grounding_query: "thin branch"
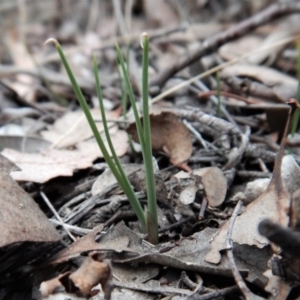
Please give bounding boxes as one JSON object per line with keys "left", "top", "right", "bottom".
{"left": 40, "top": 191, "right": 76, "bottom": 242}
{"left": 187, "top": 286, "right": 239, "bottom": 300}
{"left": 226, "top": 200, "right": 263, "bottom": 300}
{"left": 151, "top": 2, "right": 300, "bottom": 89}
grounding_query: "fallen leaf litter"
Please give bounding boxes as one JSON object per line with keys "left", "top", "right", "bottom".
{"left": 2, "top": 2, "right": 300, "bottom": 299}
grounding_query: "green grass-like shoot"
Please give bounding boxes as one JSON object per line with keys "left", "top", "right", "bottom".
{"left": 116, "top": 33, "right": 158, "bottom": 244}
{"left": 140, "top": 33, "right": 158, "bottom": 244}
{"left": 93, "top": 54, "right": 147, "bottom": 231}
{"left": 46, "top": 36, "right": 158, "bottom": 244}
{"left": 46, "top": 38, "right": 146, "bottom": 232}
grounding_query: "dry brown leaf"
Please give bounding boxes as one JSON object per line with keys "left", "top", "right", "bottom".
{"left": 219, "top": 30, "right": 290, "bottom": 65}
{"left": 69, "top": 252, "right": 112, "bottom": 299}
{"left": 92, "top": 164, "right": 141, "bottom": 196}
{"left": 205, "top": 179, "right": 290, "bottom": 264}
{"left": 40, "top": 253, "right": 112, "bottom": 299}
{"left": 173, "top": 167, "right": 226, "bottom": 207}
{"left": 127, "top": 112, "right": 192, "bottom": 165}
{"left": 1, "top": 130, "right": 127, "bottom": 183}
{"left": 221, "top": 64, "right": 297, "bottom": 101}
{"left": 263, "top": 269, "right": 292, "bottom": 299}
{"left": 194, "top": 167, "right": 227, "bottom": 207}
{"left": 46, "top": 223, "right": 137, "bottom": 267}
{"left": 205, "top": 105, "right": 293, "bottom": 264}
{"left": 0, "top": 154, "right": 60, "bottom": 247}
{"left": 41, "top": 109, "right": 119, "bottom": 149}
{"left": 40, "top": 272, "right": 70, "bottom": 297}
{"left": 219, "top": 35, "right": 262, "bottom": 62}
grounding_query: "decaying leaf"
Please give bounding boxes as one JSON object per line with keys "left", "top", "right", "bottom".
{"left": 69, "top": 252, "right": 113, "bottom": 299}
{"left": 46, "top": 224, "right": 136, "bottom": 266}
{"left": 41, "top": 109, "right": 120, "bottom": 149}
{"left": 2, "top": 130, "right": 127, "bottom": 183}
{"left": 92, "top": 164, "right": 142, "bottom": 196}
{"left": 205, "top": 104, "right": 293, "bottom": 264}
{"left": 40, "top": 272, "right": 71, "bottom": 297}
{"left": 221, "top": 64, "right": 297, "bottom": 101}
{"left": 174, "top": 167, "right": 227, "bottom": 207}
{"left": 243, "top": 178, "right": 270, "bottom": 205}
{"left": 127, "top": 112, "right": 192, "bottom": 165}
{"left": 40, "top": 252, "right": 113, "bottom": 299}
{"left": 0, "top": 135, "right": 51, "bottom": 153}
{"left": 174, "top": 170, "right": 200, "bottom": 205}
{"left": 263, "top": 269, "right": 292, "bottom": 299}
{"left": 0, "top": 154, "right": 60, "bottom": 247}
{"left": 194, "top": 167, "right": 227, "bottom": 207}
{"left": 219, "top": 30, "right": 289, "bottom": 65}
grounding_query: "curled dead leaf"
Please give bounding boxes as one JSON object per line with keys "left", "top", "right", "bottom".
{"left": 127, "top": 112, "right": 192, "bottom": 165}
{"left": 40, "top": 272, "right": 71, "bottom": 297}
{"left": 69, "top": 252, "right": 113, "bottom": 299}
{"left": 40, "top": 252, "right": 113, "bottom": 300}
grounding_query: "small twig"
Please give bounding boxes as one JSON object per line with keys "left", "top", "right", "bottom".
{"left": 113, "top": 281, "right": 192, "bottom": 296}
{"left": 49, "top": 219, "right": 92, "bottom": 235}
{"left": 169, "top": 107, "right": 241, "bottom": 136}
{"left": 194, "top": 80, "right": 237, "bottom": 127}
{"left": 183, "top": 119, "right": 208, "bottom": 149}
{"left": 198, "top": 90, "right": 259, "bottom": 105}
{"left": 223, "top": 126, "right": 250, "bottom": 170}
{"left": 182, "top": 272, "right": 212, "bottom": 298}
{"left": 187, "top": 286, "right": 239, "bottom": 300}
{"left": 198, "top": 196, "right": 208, "bottom": 220}
{"left": 257, "top": 158, "right": 269, "bottom": 173}
{"left": 40, "top": 191, "right": 76, "bottom": 242}
{"left": 125, "top": 0, "right": 133, "bottom": 33}
{"left": 112, "top": 0, "right": 128, "bottom": 37}
{"left": 237, "top": 170, "right": 271, "bottom": 179}
{"left": 226, "top": 200, "right": 262, "bottom": 300}
{"left": 180, "top": 271, "right": 201, "bottom": 290}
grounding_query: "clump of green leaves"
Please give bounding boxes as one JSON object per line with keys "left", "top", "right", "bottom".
{"left": 46, "top": 33, "right": 158, "bottom": 244}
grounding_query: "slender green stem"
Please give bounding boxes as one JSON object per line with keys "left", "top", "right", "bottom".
{"left": 54, "top": 42, "right": 121, "bottom": 183}
{"left": 93, "top": 55, "right": 146, "bottom": 230}
{"left": 141, "top": 33, "right": 158, "bottom": 244}
{"left": 116, "top": 43, "right": 145, "bottom": 149}
{"left": 116, "top": 37, "right": 158, "bottom": 244}
{"left": 46, "top": 38, "right": 158, "bottom": 239}
{"left": 46, "top": 39, "right": 147, "bottom": 231}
